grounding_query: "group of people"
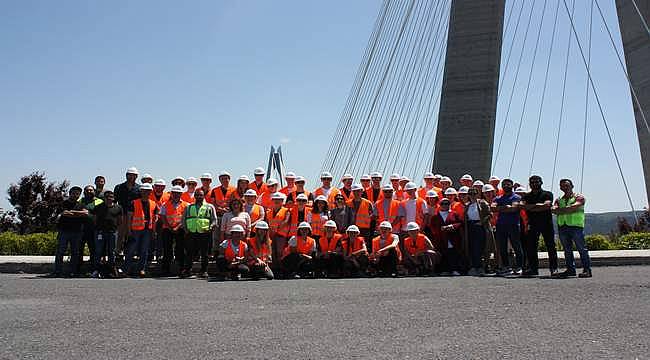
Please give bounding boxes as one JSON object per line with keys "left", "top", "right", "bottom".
{"left": 51, "top": 166, "right": 592, "bottom": 280}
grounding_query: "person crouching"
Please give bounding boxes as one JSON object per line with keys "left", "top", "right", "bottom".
{"left": 282, "top": 222, "right": 317, "bottom": 279}
{"left": 315, "top": 220, "right": 344, "bottom": 278}
{"left": 247, "top": 221, "right": 274, "bottom": 280}
{"left": 369, "top": 221, "right": 401, "bottom": 277}
{"left": 216, "top": 224, "right": 249, "bottom": 280}
{"left": 341, "top": 225, "right": 369, "bottom": 277}
{"left": 401, "top": 222, "right": 439, "bottom": 276}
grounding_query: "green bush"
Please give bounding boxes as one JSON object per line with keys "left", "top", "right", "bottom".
{"left": 585, "top": 234, "right": 613, "bottom": 250}
{"left": 0, "top": 232, "right": 58, "bottom": 255}
{"left": 616, "top": 232, "right": 650, "bottom": 250}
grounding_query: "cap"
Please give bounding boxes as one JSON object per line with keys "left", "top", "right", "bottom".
{"left": 346, "top": 225, "right": 360, "bottom": 233}
{"left": 444, "top": 187, "right": 458, "bottom": 195}
{"left": 423, "top": 172, "right": 434, "bottom": 179}
{"left": 238, "top": 175, "right": 250, "bottom": 183}
{"left": 230, "top": 224, "right": 245, "bottom": 233}
{"left": 315, "top": 195, "right": 327, "bottom": 202}
{"left": 389, "top": 173, "right": 401, "bottom": 181}
{"left": 218, "top": 171, "right": 231, "bottom": 178}
{"left": 473, "top": 180, "right": 485, "bottom": 187}
{"left": 489, "top": 175, "right": 500, "bottom": 182}
{"left": 153, "top": 179, "right": 166, "bottom": 186}
{"left": 140, "top": 183, "right": 153, "bottom": 191}
{"left": 382, "top": 184, "right": 394, "bottom": 191}
{"left": 360, "top": 174, "right": 371, "bottom": 181}
{"left": 141, "top": 173, "right": 153, "bottom": 180}
{"left": 255, "top": 221, "right": 269, "bottom": 230}
{"left": 126, "top": 167, "right": 139, "bottom": 175}
{"left": 285, "top": 172, "right": 296, "bottom": 179}
{"left": 461, "top": 174, "right": 473, "bottom": 181}
{"left": 186, "top": 177, "right": 198, "bottom": 184}
{"left": 271, "top": 192, "right": 285, "bottom": 200}
{"left": 295, "top": 176, "right": 306, "bottom": 183}
{"left": 404, "top": 182, "right": 417, "bottom": 191}
{"left": 200, "top": 173, "right": 213, "bottom": 180}
{"left": 426, "top": 190, "right": 438, "bottom": 198}
{"left": 254, "top": 167, "right": 265, "bottom": 176}
{"left": 379, "top": 221, "right": 393, "bottom": 229}
{"left": 267, "top": 178, "right": 279, "bottom": 186}
{"left": 320, "top": 171, "right": 333, "bottom": 179}
{"left": 324, "top": 220, "right": 337, "bottom": 228}
{"left": 296, "top": 193, "right": 308, "bottom": 201}
{"left": 482, "top": 184, "right": 496, "bottom": 192}
{"left": 406, "top": 222, "right": 420, "bottom": 231}
{"left": 351, "top": 183, "right": 364, "bottom": 191}
{"left": 370, "top": 171, "right": 382, "bottom": 179}
{"left": 341, "top": 173, "right": 353, "bottom": 181}
{"left": 244, "top": 189, "right": 257, "bottom": 197}
{"left": 297, "top": 221, "right": 312, "bottom": 230}
{"left": 171, "top": 185, "right": 184, "bottom": 193}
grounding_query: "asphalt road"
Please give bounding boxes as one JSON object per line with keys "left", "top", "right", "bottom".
{"left": 1, "top": 267, "right": 649, "bottom": 359}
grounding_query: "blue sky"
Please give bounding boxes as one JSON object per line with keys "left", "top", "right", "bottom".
{"left": 0, "top": 0, "right": 647, "bottom": 213}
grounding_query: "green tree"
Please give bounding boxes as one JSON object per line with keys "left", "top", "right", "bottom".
{"left": 7, "top": 172, "right": 69, "bottom": 234}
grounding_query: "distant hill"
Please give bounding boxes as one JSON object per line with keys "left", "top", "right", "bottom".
{"left": 584, "top": 211, "right": 637, "bottom": 235}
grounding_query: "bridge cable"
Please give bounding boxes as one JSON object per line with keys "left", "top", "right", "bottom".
{"left": 579, "top": 0, "right": 594, "bottom": 192}
{"left": 631, "top": 0, "right": 650, "bottom": 38}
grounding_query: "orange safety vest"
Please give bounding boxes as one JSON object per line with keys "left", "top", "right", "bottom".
{"left": 247, "top": 237, "right": 271, "bottom": 261}
{"left": 376, "top": 199, "right": 400, "bottom": 232}
{"left": 162, "top": 200, "right": 187, "bottom": 229}
{"left": 288, "top": 206, "right": 311, "bottom": 236}
{"left": 294, "top": 236, "right": 315, "bottom": 255}
{"left": 371, "top": 235, "right": 402, "bottom": 261}
{"left": 403, "top": 233, "right": 428, "bottom": 256}
{"left": 211, "top": 185, "right": 236, "bottom": 208}
{"left": 257, "top": 191, "right": 274, "bottom": 209}
{"left": 418, "top": 186, "right": 441, "bottom": 200}
{"left": 339, "top": 187, "right": 354, "bottom": 202}
{"left": 223, "top": 240, "right": 247, "bottom": 262}
{"left": 279, "top": 185, "right": 296, "bottom": 196}
{"left": 452, "top": 201, "right": 465, "bottom": 218}
{"left": 308, "top": 212, "right": 326, "bottom": 237}
{"left": 319, "top": 233, "right": 342, "bottom": 253}
{"left": 400, "top": 197, "right": 426, "bottom": 229}
{"left": 131, "top": 199, "right": 157, "bottom": 231}
{"left": 314, "top": 187, "right": 340, "bottom": 208}
{"left": 347, "top": 198, "right": 373, "bottom": 229}
{"left": 365, "top": 187, "right": 384, "bottom": 203}
{"left": 341, "top": 235, "right": 365, "bottom": 256}
{"left": 246, "top": 203, "right": 264, "bottom": 224}
{"left": 150, "top": 191, "right": 170, "bottom": 207}
{"left": 249, "top": 182, "right": 268, "bottom": 196}
{"left": 267, "top": 207, "right": 290, "bottom": 237}
{"left": 181, "top": 191, "right": 195, "bottom": 204}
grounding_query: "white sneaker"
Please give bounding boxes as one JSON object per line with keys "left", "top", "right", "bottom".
{"left": 451, "top": 271, "right": 461, "bottom": 276}
{"left": 467, "top": 268, "right": 478, "bottom": 276}
{"left": 91, "top": 270, "right": 100, "bottom": 278}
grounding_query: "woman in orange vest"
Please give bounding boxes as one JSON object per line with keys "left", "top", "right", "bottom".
{"left": 338, "top": 174, "right": 354, "bottom": 202}
{"left": 341, "top": 224, "right": 369, "bottom": 277}
{"left": 308, "top": 195, "right": 330, "bottom": 242}
{"left": 282, "top": 222, "right": 316, "bottom": 279}
{"left": 375, "top": 184, "right": 401, "bottom": 234}
{"left": 369, "top": 221, "right": 401, "bottom": 277}
{"left": 159, "top": 185, "right": 187, "bottom": 276}
{"left": 315, "top": 220, "right": 343, "bottom": 278}
{"left": 249, "top": 167, "right": 268, "bottom": 196}
{"left": 243, "top": 189, "right": 265, "bottom": 230}
{"left": 266, "top": 192, "right": 290, "bottom": 274}
{"left": 232, "top": 175, "right": 250, "bottom": 200}
{"left": 257, "top": 178, "right": 279, "bottom": 209}
{"left": 401, "top": 222, "right": 439, "bottom": 276}
{"left": 122, "top": 183, "right": 158, "bottom": 277}
{"left": 247, "top": 221, "right": 274, "bottom": 280}
{"left": 348, "top": 184, "right": 375, "bottom": 252}
{"left": 288, "top": 193, "right": 311, "bottom": 237}
{"left": 181, "top": 177, "right": 198, "bottom": 204}
{"left": 215, "top": 224, "right": 249, "bottom": 280}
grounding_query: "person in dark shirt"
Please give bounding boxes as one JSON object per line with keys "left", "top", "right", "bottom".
{"left": 331, "top": 194, "right": 353, "bottom": 233}
{"left": 78, "top": 185, "right": 103, "bottom": 275}
{"left": 521, "top": 175, "right": 558, "bottom": 277}
{"left": 94, "top": 175, "right": 106, "bottom": 199}
{"left": 113, "top": 167, "right": 141, "bottom": 256}
{"left": 51, "top": 186, "right": 88, "bottom": 277}
{"left": 492, "top": 179, "right": 524, "bottom": 275}
{"left": 91, "top": 191, "right": 122, "bottom": 277}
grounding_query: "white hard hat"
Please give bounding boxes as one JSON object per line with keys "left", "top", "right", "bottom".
{"left": 351, "top": 183, "right": 364, "bottom": 191}
{"left": 295, "top": 176, "right": 306, "bottom": 183}
{"left": 297, "top": 221, "right": 312, "bottom": 230}
{"left": 186, "top": 177, "right": 198, "bottom": 184}
{"left": 126, "top": 167, "right": 139, "bottom": 175}
{"left": 244, "top": 189, "right": 257, "bottom": 197}
{"left": 315, "top": 195, "right": 327, "bottom": 202}
{"left": 406, "top": 222, "right": 420, "bottom": 231}
{"left": 441, "top": 176, "right": 452, "bottom": 183}
{"left": 341, "top": 173, "right": 353, "bottom": 181}
{"left": 382, "top": 184, "right": 394, "bottom": 191}
{"left": 320, "top": 171, "right": 333, "bottom": 179}
{"left": 423, "top": 172, "right": 434, "bottom": 179}
{"left": 426, "top": 190, "right": 439, "bottom": 198}
{"left": 400, "top": 176, "right": 410, "bottom": 182}
{"left": 389, "top": 173, "right": 401, "bottom": 181}
{"left": 370, "top": 171, "right": 382, "bottom": 178}
{"left": 404, "top": 182, "right": 417, "bottom": 191}
{"left": 153, "top": 179, "right": 166, "bottom": 186}
{"left": 482, "top": 184, "right": 496, "bottom": 192}
{"left": 360, "top": 174, "right": 371, "bottom": 181}
{"left": 238, "top": 175, "right": 250, "bottom": 183}
{"left": 254, "top": 167, "right": 265, "bottom": 176}
{"left": 346, "top": 225, "right": 360, "bottom": 233}
{"left": 444, "top": 187, "right": 458, "bottom": 196}
{"left": 296, "top": 193, "right": 308, "bottom": 201}
{"left": 458, "top": 186, "right": 469, "bottom": 194}
{"left": 218, "top": 171, "right": 231, "bottom": 178}
{"left": 141, "top": 173, "right": 153, "bottom": 180}
{"left": 489, "top": 175, "right": 500, "bottom": 182}
{"left": 267, "top": 178, "right": 279, "bottom": 186}
{"left": 172, "top": 176, "right": 185, "bottom": 183}
{"left": 170, "top": 185, "right": 184, "bottom": 193}
{"left": 140, "top": 183, "right": 153, "bottom": 191}
{"left": 473, "top": 180, "right": 485, "bottom": 187}
{"left": 515, "top": 187, "right": 527, "bottom": 194}
{"left": 324, "top": 220, "right": 337, "bottom": 228}
{"left": 434, "top": 174, "right": 443, "bottom": 180}
{"left": 271, "top": 192, "right": 285, "bottom": 200}
{"left": 255, "top": 221, "right": 269, "bottom": 230}
{"left": 461, "top": 174, "right": 473, "bottom": 181}
{"left": 379, "top": 221, "right": 393, "bottom": 229}
{"left": 230, "top": 224, "right": 245, "bottom": 233}
{"left": 285, "top": 172, "right": 296, "bottom": 179}
{"left": 200, "top": 173, "right": 213, "bottom": 180}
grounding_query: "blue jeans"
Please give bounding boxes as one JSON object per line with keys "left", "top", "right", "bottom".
{"left": 54, "top": 230, "right": 82, "bottom": 275}
{"left": 122, "top": 230, "right": 152, "bottom": 273}
{"left": 94, "top": 231, "right": 117, "bottom": 269}
{"left": 496, "top": 223, "right": 524, "bottom": 269}
{"left": 558, "top": 225, "right": 591, "bottom": 273}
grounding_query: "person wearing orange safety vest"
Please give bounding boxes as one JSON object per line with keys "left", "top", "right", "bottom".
{"left": 456, "top": 186, "right": 470, "bottom": 219}
{"left": 315, "top": 220, "right": 343, "bottom": 278}
{"left": 398, "top": 176, "right": 410, "bottom": 201}
{"left": 279, "top": 172, "right": 297, "bottom": 196}
{"left": 181, "top": 177, "right": 198, "bottom": 204}
{"left": 308, "top": 195, "right": 330, "bottom": 241}
{"left": 244, "top": 189, "right": 265, "bottom": 231}
{"left": 313, "top": 171, "right": 340, "bottom": 208}
{"left": 489, "top": 176, "right": 504, "bottom": 196}
{"left": 418, "top": 172, "right": 442, "bottom": 200}
{"left": 247, "top": 221, "right": 274, "bottom": 280}
{"left": 460, "top": 174, "right": 474, "bottom": 188}
{"left": 440, "top": 176, "right": 453, "bottom": 194}
{"left": 388, "top": 174, "right": 403, "bottom": 201}
{"left": 399, "top": 182, "right": 428, "bottom": 239}
{"left": 341, "top": 224, "right": 369, "bottom": 276}
{"left": 121, "top": 183, "right": 158, "bottom": 277}
{"left": 359, "top": 174, "right": 371, "bottom": 190}
{"left": 423, "top": 190, "right": 440, "bottom": 240}
{"left": 401, "top": 222, "right": 439, "bottom": 276}
{"left": 232, "top": 175, "right": 251, "bottom": 200}
{"left": 364, "top": 172, "right": 384, "bottom": 203}
{"left": 151, "top": 179, "right": 170, "bottom": 207}
{"left": 282, "top": 222, "right": 317, "bottom": 279}
{"left": 215, "top": 224, "right": 249, "bottom": 280}
{"left": 159, "top": 185, "right": 188, "bottom": 276}
{"left": 257, "top": 178, "right": 279, "bottom": 210}
{"left": 347, "top": 183, "right": 376, "bottom": 252}
{"left": 375, "top": 184, "right": 401, "bottom": 234}
{"left": 288, "top": 193, "right": 311, "bottom": 237}
{"left": 285, "top": 176, "right": 314, "bottom": 206}
{"left": 444, "top": 187, "right": 464, "bottom": 219}
{"left": 249, "top": 167, "right": 268, "bottom": 196}
{"left": 149, "top": 179, "right": 170, "bottom": 263}
{"left": 369, "top": 221, "right": 401, "bottom": 277}
{"left": 338, "top": 174, "right": 354, "bottom": 203}
{"left": 210, "top": 171, "right": 236, "bottom": 214}
{"left": 266, "top": 192, "right": 290, "bottom": 274}
{"left": 198, "top": 173, "right": 214, "bottom": 204}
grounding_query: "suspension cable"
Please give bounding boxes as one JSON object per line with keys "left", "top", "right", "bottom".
{"left": 580, "top": 0, "right": 594, "bottom": 192}
{"left": 631, "top": 0, "right": 650, "bottom": 38}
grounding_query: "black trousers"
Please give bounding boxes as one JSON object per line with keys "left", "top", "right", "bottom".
{"left": 186, "top": 232, "right": 210, "bottom": 273}
{"left": 440, "top": 247, "right": 462, "bottom": 273}
{"left": 316, "top": 253, "right": 344, "bottom": 276}
{"left": 249, "top": 263, "right": 274, "bottom": 280}
{"left": 216, "top": 257, "right": 250, "bottom": 276}
{"left": 161, "top": 228, "right": 184, "bottom": 273}
{"left": 524, "top": 224, "right": 558, "bottom": 272}
{"left": 343, "top": 254, "right": 369, "bottom": 275}
{"left": 370, "top": 248, "right": 398, "bottom": 275}
{"left": 360, "top": 228, "right": 374, "bottom": 253}
{"left": 282, "top": 253, "right": 314, "bottom": 275}
{"left": 77, "top": 227, "right": 96, "bottom": 273}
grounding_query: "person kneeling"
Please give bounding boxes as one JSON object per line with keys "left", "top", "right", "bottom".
{"left": 341, "top": 225, "right": 369, "bottom": 277}
{"left": 402, "top": 222, "right": 439, "bottom": 276}
{"left": 369, "top": 221, "right": 401, "bottom": 277}
{"left": 247, "top": 221, "right": 274, "bottom": 280}
{"left": 216, "top": 224, "right": 249, "bottom": 280}
{"left": 282, "top": 222, "right": 316, "bottom": 279}
{"left": 316, "top": 221, "right": 344, "bottom": 278}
